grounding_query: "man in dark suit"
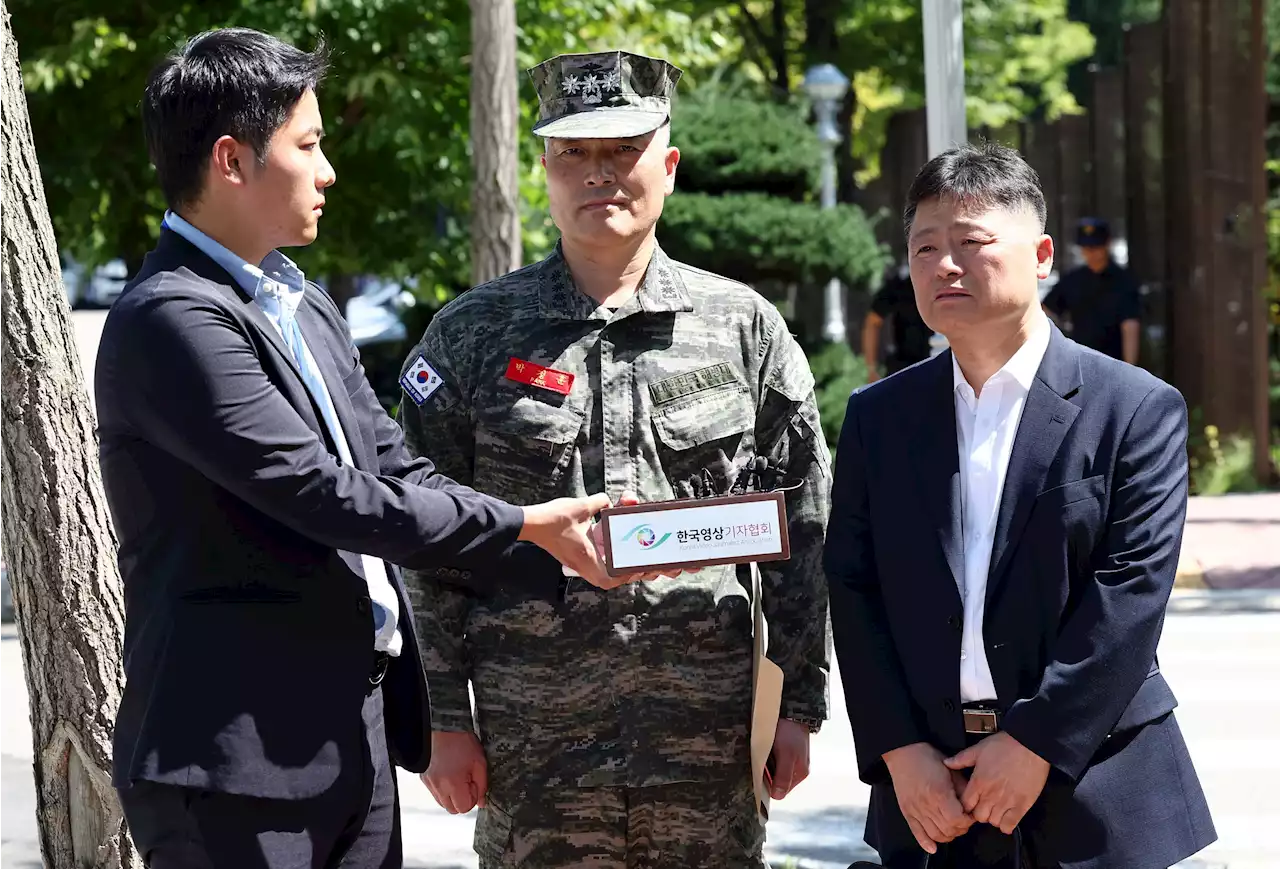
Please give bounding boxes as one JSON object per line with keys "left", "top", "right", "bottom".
{"left": 824, "top": 142, "right": 1216, "bottom": 869}
{"left": 96, "top": 28, "right": 648, "bottom": 868}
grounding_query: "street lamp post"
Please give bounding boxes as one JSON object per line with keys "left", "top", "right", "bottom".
{"left": 803, "top": 63, "right": 850, "bottom": 345}
{"left": 922, "top": 0, "right": 967, "bottom": 357}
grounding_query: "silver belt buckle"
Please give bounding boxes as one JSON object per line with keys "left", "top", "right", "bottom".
{"left": 963, "top": 707, "right": 999, "bottom": 735}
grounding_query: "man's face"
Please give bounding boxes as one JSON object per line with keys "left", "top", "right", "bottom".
{"left": 540, "top": 127, "right": 679, "bottom": 249}
{"left": 241, "top": 89, "right": 336, "bottom": 250}
{"left": 1081, "top": 244, "right": 1110, "bottom": 272}
{"left": 906, "top": 195, "right": 1053, "bottom": 340}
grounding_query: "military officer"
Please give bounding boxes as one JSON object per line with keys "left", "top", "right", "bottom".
{"left": 397, "top": 50, "right": 832, "bottom": 869}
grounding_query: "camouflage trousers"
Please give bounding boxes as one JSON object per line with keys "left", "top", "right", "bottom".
{"left": 473, "top": 777, "right": 765, "bottom": 869}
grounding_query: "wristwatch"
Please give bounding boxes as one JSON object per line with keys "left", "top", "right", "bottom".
{"left": 785, "top": 715, "right": 823, "bottom": 734}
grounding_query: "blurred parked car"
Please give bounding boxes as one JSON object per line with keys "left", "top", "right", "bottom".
{"left": 61, "top": 254, "right": 129, "bottom": 309}
{"left": 340, "top": 276, "right": 419, "bottom": 412}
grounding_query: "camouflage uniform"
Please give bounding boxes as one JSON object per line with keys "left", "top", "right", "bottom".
{"left": 398, "top": 50, "right": 831, "bottom": 869}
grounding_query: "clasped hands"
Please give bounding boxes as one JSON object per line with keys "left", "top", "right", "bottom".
{"left": 519, "top": 490, "right": 696, "bottom": 590}
{"left": 883, "top": 732, "right": 1050, "bottom": 855}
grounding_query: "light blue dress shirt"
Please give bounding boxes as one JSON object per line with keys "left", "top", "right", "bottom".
{"left": 164, "top": 211, "right": 402, "bottom": 656}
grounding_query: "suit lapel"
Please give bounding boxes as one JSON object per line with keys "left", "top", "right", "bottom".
{"left": 155, "top": 231, "right": 338, "bottom": 451}
{"left": 295, "top": 295, "right": 370, "bottom": 468}
{"left": 910, "top": 353, "right": 965, "bottom": 606}
{"left": 985, "top": 327, "right": 1083, "bottom": 602}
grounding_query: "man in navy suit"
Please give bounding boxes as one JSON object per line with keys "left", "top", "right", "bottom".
{"left": 96, "top": 28, "right": 652, "bottom": 869}
{"left": 824, "top": 142, "right": 1216, "bottom": 869}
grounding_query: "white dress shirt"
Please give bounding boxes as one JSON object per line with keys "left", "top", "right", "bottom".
{"left": 952, "top": 318, "right": 1051, "bottom": 702}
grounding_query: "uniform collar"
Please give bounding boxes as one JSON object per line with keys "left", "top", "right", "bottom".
{"left": 536, "top": 240, "right": 694, "bottom": 321}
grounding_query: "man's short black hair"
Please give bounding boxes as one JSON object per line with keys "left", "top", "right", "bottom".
{"left": 903, "top": 141, "right": 1047, "bottom": 238}
{"left": 142, "top": 28, "right": 330, "bottom": 210}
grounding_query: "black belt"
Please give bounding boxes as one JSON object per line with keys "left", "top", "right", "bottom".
{"left": 962, "top": 700, "right": 1001, "bottom": 735}
{"left": 369, "top": 652, "right": 389, "bottom": 687}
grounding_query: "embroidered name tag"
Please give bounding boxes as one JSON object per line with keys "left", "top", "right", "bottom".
{"left": 505, "top": 357, "right": 574, "bottom": 395}
{"left": 649, "top": 362, "right": 738, "bottom": 405}
{"left": 400, "top": 355, "right": 444, "bottom": 406}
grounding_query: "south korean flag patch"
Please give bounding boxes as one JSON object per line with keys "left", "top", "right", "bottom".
{"left": 400, "top": 355, "right": 444, "bottom": 407}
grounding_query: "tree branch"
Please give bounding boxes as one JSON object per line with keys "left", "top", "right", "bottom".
{"left": 737, "top": 0, "right": 788, "bottom": 94}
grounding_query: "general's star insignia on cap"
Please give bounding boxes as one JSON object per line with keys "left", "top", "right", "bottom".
{"left": 528, "top": 50, "right": 682, "bottom": 139}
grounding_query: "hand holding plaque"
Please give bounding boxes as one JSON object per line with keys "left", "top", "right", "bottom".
{"left": 597, "top": 457, "right": 796, "bottom": 578}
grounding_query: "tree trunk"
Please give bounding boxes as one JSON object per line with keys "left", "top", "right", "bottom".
{"left": 769, "top": 0, "right": 790, "bottom": 96}
{"left": 469, "top": 0, "right": 521, "bottom": 286}
{"left": 0, "top": 5, "right": 138, "bottom": 866}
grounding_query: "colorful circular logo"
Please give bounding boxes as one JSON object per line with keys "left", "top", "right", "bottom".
{"left": 636, "top": 526, "right": 657, "bottom": 548}
{"left": 416, "top": 371, "right": 429, "bottom": 383}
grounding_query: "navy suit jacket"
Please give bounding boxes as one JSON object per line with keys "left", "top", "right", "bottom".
{"left": 824, "top": 326, "right": 1215, "bottom": 869}
{"left": 97, "top": 229, "right": 560, "bottom": 799}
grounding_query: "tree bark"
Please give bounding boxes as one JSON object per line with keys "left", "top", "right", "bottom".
{"left": 469, "top": 0, "right": 521, "bottom": 286}
{"left": 0, "top": 4, "right": 138, "bottom": 866}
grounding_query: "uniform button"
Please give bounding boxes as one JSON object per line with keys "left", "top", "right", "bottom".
{"left": 356, "top": 598, "right": 370, "bottom": 615}
{"left": 948, "top": 615, "right": 961, "bottom": 631}
{"left": 960, "top": 650, "right": 967, "bottom": 660}
{"left": 944, "top": 699, "right": 956, "bottom": 713}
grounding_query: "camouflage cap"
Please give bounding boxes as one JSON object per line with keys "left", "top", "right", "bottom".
{"left": 528, "top": 51, "right": 682, "bottom": 139}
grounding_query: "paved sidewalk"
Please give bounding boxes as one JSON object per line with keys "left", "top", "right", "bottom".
{"left": 1177, "top": 493, "right": 1280, "bottom": 589}
{"left": 6, "top": 595, "right": 1279, "bottom": 869}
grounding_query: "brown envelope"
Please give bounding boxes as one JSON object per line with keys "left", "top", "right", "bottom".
{"left": 749, "top": 562, "right": 783, "bottom": 823}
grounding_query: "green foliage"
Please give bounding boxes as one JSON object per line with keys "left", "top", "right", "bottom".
{"left": 9, "top": 0, "right": 1105, "bottom": 306}
{"left": 1266, "top": 0, "right": 1279, "bottom": 438}
{"left": 702, "top": 0, "right": 1096, "bottom": 183}
{"left": 1188, "top": 424, "right": 1264, "bottom": 496}
{"left": 672, "top": 89, "right": 822, "bottom": 198}
{"left": 658, "top": 191, "right": 885, "bottom": 289}
{"left": 11, "top": 0, "right": 739, "bottom": 296}
{"left": 804, "top": 339, "right": 869, "bottom": 454}
{"left": 842, "top": 0, "right": 1095, "bottom": 173}
{"left": 656, "top": 89, "right": 887, "bottom": 298}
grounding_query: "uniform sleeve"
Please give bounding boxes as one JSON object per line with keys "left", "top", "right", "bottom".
{"left": 398, "top": 329, "right": 481, "bottom": 733}
{"left": 755, "top": 317, "right": 833, "bottom": 727}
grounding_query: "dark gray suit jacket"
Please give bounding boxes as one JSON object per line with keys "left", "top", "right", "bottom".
{"left": 96, "top": 229, "right": 560, "bottom": 799}
{"left": 825, "top": 325, "right": 1216, "bottom": 869}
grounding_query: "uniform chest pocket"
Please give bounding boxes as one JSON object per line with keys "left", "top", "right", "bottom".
{"left": 474, "top": 399, "right": 583, "bottom": 503}
{"left": 651, "top": 384, "right": 755, "bottom": 497}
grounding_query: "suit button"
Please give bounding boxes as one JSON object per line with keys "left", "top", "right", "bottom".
{"left": 948, "top": 615, "right": 961, "bottom": 631}
{"left": 944, "top": 699, "right": 956, "bottom": 713}
{"left": 356, "top": 598, "right": 370, "bottom": 614}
